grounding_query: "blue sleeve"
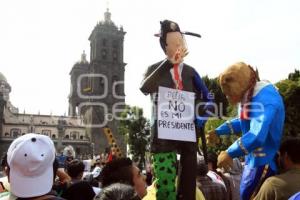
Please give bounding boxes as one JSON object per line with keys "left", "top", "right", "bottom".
{"left": 193, "top": 70, "right": 214, "bottom": 128}
{"left": 193, "top": 71, "right": 211, "bottom": 102}
{"left": 215, "top": 118, "right": 242, "bottom": 135}
{"left": 226, "top": 104, "right": 277, "bottom": 158}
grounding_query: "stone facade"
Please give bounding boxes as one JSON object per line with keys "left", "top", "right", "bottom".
{"left": 0, "top": 73, "right": 90, "bottom": 157}
{"left": 68, "top": 9, "right": 126, "bottom": 154}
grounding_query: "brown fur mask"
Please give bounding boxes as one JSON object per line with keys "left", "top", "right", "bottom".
{"left": 219, "top": 62, "right": 258, "bottom": 105}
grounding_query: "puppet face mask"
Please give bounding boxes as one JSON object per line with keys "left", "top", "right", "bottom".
{"left": 219, "top": 62, "right": 252, "bottom": 105}
{"left": 165, "top": 32, "right": 188, "bottom": 64}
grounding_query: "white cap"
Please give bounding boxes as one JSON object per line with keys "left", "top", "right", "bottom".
{"left": 7, "top": 133, "right": 56, "bottom": 198}
{"left": 92, "top": 166, "right": 102, "bottom": 178}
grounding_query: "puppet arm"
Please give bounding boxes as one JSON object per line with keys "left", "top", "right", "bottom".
{"left": 140, "top": 59, "right": 170, "bottom": 94}
{"left": 215, "top": 118, "right": 242, "bottom": 135}
{"left": 226, "top": 104, "right": 276, "bottom": 158}
{"left": 193, "top": 71, "right": 214, "bottom": 128}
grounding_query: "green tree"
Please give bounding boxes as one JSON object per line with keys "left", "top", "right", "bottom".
{"left": 202, "top": 75, "right": 229, "bottom": 117}
{"left": 276, "top": 79, "right": 300, "bottom": 137}
{"left": 201, "top": 76, "right": 237, "bottom": 154}
{"left": 288, "top": 69, "right": 300, "bottom": 81}
{"left": 118, "top": 105, "right": 150, "bottom": 169}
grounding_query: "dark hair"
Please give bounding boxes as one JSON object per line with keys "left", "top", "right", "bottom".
{"left": 197, "top": 158, "right": 208, "bottom": 177}
{"left": 100, "top": 157, "right": 134, "bottom": 187}
{"left": 207, "top": 152, "right": 218, "bottom": 170}
{"left": 53, "top": 157, "right": 59, "bottom": 181}
{"left": 62, "top": 181, "right": 95, "bottom": 200}
{"left": 66, "top": 159, "right": 85, "bottom": 178}
{"left": 280, "top": 138, "right": 300, "bottom": 164}
{"left": 159, "top": 20, "right": 181, "bottom": 53}
{"left": 100, "top": 183, "right": 140, "bottom": 200}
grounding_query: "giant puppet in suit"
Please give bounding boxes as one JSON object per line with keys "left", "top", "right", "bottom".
{"left": 207, "top": 62, "right": 285, "bottom": 200}
{"left": 140, "top": 20, "right": 212, "bottom": 200}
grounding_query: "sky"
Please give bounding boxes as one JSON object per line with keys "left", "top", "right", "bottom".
{"left": 0, "top": 0, "right": 300, "bottom": 119}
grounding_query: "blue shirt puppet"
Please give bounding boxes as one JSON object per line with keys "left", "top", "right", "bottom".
{"left": 207, "top": 62, "right": 285, "bottom": 200}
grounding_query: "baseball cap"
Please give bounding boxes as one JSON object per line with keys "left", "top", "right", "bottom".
{"left": 7, "top": 133, "right": 56, "bottom": 197}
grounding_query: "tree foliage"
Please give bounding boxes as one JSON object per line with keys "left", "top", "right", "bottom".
{"left": 118, "top": 105, "right": 150, "bottom": 169}
{"left": 276, "top": 71, "right": 300, "bottom": 137}
{"left": 202, "top": 76, "right": 236, "bottom": 153}
{"left": 202, "top": 76, "right": 229, "bottom": 117}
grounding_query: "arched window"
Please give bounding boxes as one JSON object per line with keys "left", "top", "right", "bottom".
{"left": 42, "top": 130, "right": 51, "bottom": 136}
{"left": 102, "top": 39, "right": 107, "bottom": 47}
{"left": 65, "top": 135, "right": 70, "bottom": 139}
{"left": 112, "top": 50, "right": 118, "bottom": 62}
{"left": 80, "top": 135, "right": 84, "bottom": 140}
{"left": 101, "top": 49, "right": 107, "bottom": 60}
{"left": 52, "top": 134, "right": 56, "bottom": 139}
{"left": 71, "top": 131, "right": 79, "bottom": 140}
{"left": 112, "top": 75, "right": 121, "bottom": 96}
{"left": 5, "top": 132, "right": 9, "bottom": 137}
{"left": 10, "top": 128, "right": 21, "bottom": 138}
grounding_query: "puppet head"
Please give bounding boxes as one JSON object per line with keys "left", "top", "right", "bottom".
{"left": 219, "top": 62, "right": 259, "bottom": 105}
{"left": 158, "top": 20, "right": 188, "bottom": 64}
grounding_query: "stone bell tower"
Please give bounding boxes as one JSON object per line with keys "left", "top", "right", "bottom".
{"left": 69, "top": 9, "right": 126, "bottom": 154}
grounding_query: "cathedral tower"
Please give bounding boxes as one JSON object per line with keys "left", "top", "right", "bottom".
{"left": 69, "top": 9, "right": 126, "bottom": 154}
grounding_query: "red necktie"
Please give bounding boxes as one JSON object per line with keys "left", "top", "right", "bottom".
{"left": 240, "top": 105, "right": 248, "bottom": 120}
{"left": 173, "top": 64, "right": 183, "bottom": 90}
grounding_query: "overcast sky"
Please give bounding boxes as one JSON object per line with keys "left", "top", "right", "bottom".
{"left": 0, "top": 0, "right": 299, "bottom": 118}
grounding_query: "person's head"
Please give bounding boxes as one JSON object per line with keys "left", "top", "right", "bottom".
{"left": 219, "top": 62, "right": 259, "bottom": 105}
{"left": 207, "top": 152, "right": 218, "bottom": 171}
{"left": 278, "top": 138, "right": 300, "bottom": 171}
{"left": 197, "top": 157, "right": 208, "bottom": 177}
{"left": 100, "top": 157, "right": 147, "bottom": 198}
{"left": 99, "top": 183, "right": 140, "bottom": 200}
{"left": 66, "top": 159, "right": 85, "bottom": 180}
{"left": 63, "top": 181, "right": 96, "bottom": 200}
{"left": 6, "top": 133, "right": 56, "bottom": 198}
{"left": 63, "top": 145, "right": 76, "bottom": 158}
{"left": 158, "top": 20, "right": 187, "bottom": 64}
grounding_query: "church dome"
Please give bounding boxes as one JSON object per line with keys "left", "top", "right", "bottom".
{"left": 0, "top": 72, "right": 7, "bottom": 82}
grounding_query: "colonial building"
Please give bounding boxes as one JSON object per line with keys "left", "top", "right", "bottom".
{"left": 0, "top": 72, "right": 90, "bottom": 156}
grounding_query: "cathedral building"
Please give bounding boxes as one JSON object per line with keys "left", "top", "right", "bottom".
{"left": 0, "top": 9, "right": 126, "bottom": 157}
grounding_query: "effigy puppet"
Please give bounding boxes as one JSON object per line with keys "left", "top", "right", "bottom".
{"left": 207, "top": 62, "right": 285, "bottom": 200}
{"left": 140, "top": 20, "right": 212, "bottom": 200}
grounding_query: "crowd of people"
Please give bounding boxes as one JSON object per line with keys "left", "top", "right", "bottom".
{"left": 1, "top": 19, "right": 300, "bottom": 200}
{"left": 0, "top": 133, "right": 299, "bottom": 200}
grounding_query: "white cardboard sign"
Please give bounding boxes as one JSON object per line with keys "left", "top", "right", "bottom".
{"left": 157, "top": 86, "right": 196, "bottom": 142}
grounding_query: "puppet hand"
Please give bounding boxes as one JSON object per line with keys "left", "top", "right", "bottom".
{"left": 206, "top": 130, "right": 220, "bottom": 146}
{"left": 169, "top": 49, "right": 181, "bottom": 64}
{"left": 182, "top": 47, "right": 188, "bottom": 58}
{"left": 217, "top": 151, "right": 233, "bottom": 171}
{"left": 169, "top": 48, "right": 187, "bottom": 64}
